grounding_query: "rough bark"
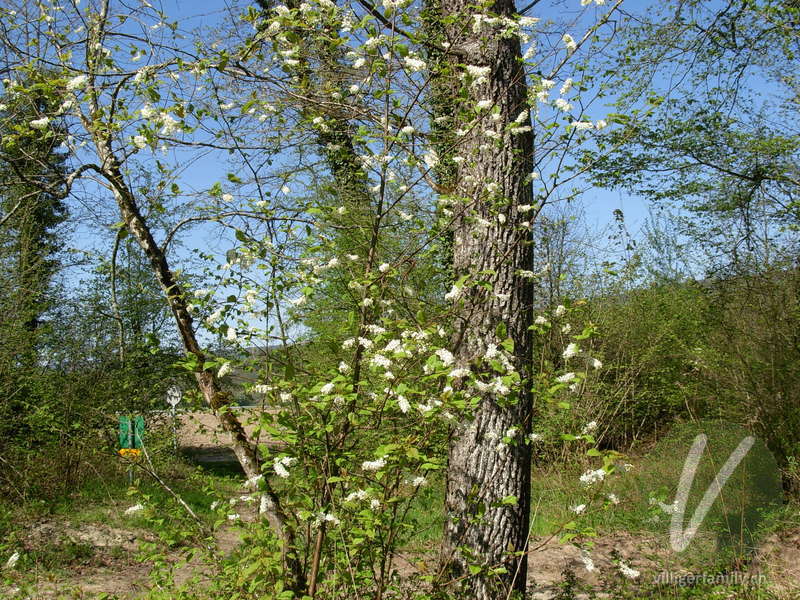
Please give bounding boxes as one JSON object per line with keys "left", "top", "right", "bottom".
{"left": 433, "top": 1, "right": 535, "bottom": 598}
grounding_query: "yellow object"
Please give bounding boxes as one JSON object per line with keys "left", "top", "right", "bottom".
{"left": 118, "top": 448, "right": 142, "bottom": 460}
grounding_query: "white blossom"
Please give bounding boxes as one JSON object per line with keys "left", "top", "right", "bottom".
{"left": 581, "top": 421, "right": 598, "bottom": 435}
{"left": 403, "top": 56, "right": 426, "bottom": 71}
{"left": 217, "top": 362, "right": 232, "bottom": 378}
{"left": 423, "top": 149, "right": 439, "bottom": 169}
{"left": 66, "top": 74, "right": 88, "bottom": 91}
{"left": 572, "top": 503, "right": 586, "bottom": 514}
{"left": 563, "top": 343, "right": 579, "bottom": 360}
{"left": 4, "top": 551, "right": 20, "bottom": 569}
{"left": 411, "top": 476, "right": 427, "bottom": 487}
{"left": 580, "top": 550, "right": 595, "bottom": 572}
{"left": 371, "top": 354, "right": 392, "bottom": 369}
{"left": 320, "top": 382, "right": 335, "bottom": 395}
{"left": 397, "top": 395, "right": 410, "bottom": 413}
{"left": 378, "top": 262, "right": 390, "bottom": 272}
{"left": 362, "top": 456, "right": 387, "bottom": 471}
{"left": 345, "top": 489, "right": 368, "bottom": 502}
{"left": 246, "top": 475, "right": 264, "bottom": 489}
{"left": 132, "top": 135, "right": 147, "bottom": 149}
{"left": 556, "top": 372, "right": 576, "bottom": 383}
{"left": 554, "top": 304, "right": 567, "bottom": 317}
{"left": 436, "top": 348, "right": 455, "bottom": 366}
{"left": 579, "top": 468, "right": 606, "bottom": 486}
{"left": 159, "top": 112, "right": 180, "bottom": 135}
{"left": 227, "top": 513, "right": 241, "bottom": 521}
{"left": 124, "top": 504, "right": 145, "bottom": 515}
{"left": 534, "top": 315, "right": 549, "bottom": 325}
{"left": 560, "top": 77, "right": 573, "bottom": 95}
{"left": 618, "top": 561, "right": 640, "bottom": 579}
{"left": 274, "top": 456, "right": 297, "bottom": 478}
{"left": 562, "top": 33, "right": 577, "bottom": 53}
{"left": 206, "top": 309, "right": 223, "bottom": 324}
{"left": 338, "top": 361, "right": 351, "bottom": 374}
{"left": 554, "top": 98, "right": 572, "bottom": 112}
{"left": 444, "top": 284, "right": 462, "bottom": 301}
{"left": 465, "top": 65, "right": 491, "bottom": 79}
{"left": 29, "top": 116, "right": 50, "bottom": 129}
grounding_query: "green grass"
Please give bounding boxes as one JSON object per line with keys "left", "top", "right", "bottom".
{"left": 0, "top": 454, "right": 242, "bottom": 581}
{"left": 403, "top": 476, "right": 446, "bottom": 550}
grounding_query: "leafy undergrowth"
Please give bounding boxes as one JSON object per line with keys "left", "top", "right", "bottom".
{"left": 2, "top": 456, "right": 800, "bottom": 599}
{"left": 0, "top": 455, "right": 240, "bottom": 597}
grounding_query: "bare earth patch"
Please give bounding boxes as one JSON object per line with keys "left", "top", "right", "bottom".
{"left": 5, "top": 520, "right": 800, "bottom": 599}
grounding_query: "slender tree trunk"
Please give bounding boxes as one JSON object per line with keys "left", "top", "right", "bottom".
{"left": 92, "top": 142, "right": 306, "bottom": 591}
{"left": 432, "top": 1, "right": 535, "bottom": 598}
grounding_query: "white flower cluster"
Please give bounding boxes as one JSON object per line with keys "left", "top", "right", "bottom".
{"left": 273, "top": 456, "right": 297, "bottom": 478}
{"left": 618, "top": 561, "right": 640, "bottom": 579}
{"left": 580, "top": 549, "right": 595, "bottom": 572}
{"left": 66, "top": 74, "right": 88, "bottom": 91}
{"left": 29, "top": 116, "right": 50, "bottom": 129}
{"left": 217, "top": 362, "right": 232, "bottom": 378}
{"left": 124, "top": 503, "right": 145, "bottom": 515}
{"left": 345, "top": 489, "right": 368, "bottom": 502}
{"left": 579, "top": 468, "right": 606, "bottom": 486}
{"left": 362, "top": 456, "right": 387, "bottom": 471}
{"left": 562, "top": 33, "right": 577, "bottom": 53}
{"left": 463, "top": 65, "right": 491, "bottom": 88}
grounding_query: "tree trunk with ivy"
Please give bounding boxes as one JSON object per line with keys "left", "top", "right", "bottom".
{"left": 431, "top": 0, "right": 535, "bottom": 597}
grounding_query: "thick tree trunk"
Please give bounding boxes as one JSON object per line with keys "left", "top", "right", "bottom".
{"left": 434, "top": 1, "right": 535, "bottom": 598}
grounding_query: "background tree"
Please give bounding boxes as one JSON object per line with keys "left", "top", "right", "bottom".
{"left": 0, "top": 75, "right": 68, "bottom": 454}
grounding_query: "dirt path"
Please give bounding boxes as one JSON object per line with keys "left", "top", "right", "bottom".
{"left": 7, "top": 520, "right": 800, "bottom": 599}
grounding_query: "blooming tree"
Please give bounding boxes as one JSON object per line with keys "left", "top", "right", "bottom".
{"left": 0, "top": 0, "right": 622, "bottom": 596}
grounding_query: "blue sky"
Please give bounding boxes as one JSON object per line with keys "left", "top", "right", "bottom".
{"left": 57, "top": 0, "right": 652, "bottom": 300}
{"left": 155, "top": 0, "right": 652, "bottom": 241}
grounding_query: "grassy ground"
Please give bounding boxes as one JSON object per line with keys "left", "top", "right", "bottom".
{"left": 2, "top": 449, "right": 799, "bottom": 599}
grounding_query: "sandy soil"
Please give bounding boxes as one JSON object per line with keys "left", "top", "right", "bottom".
{"left": 175, "top": 408, "right": 269, "bottom": 449}
{"left": 6, "top": 519, "right": 800, "bottom": 599}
